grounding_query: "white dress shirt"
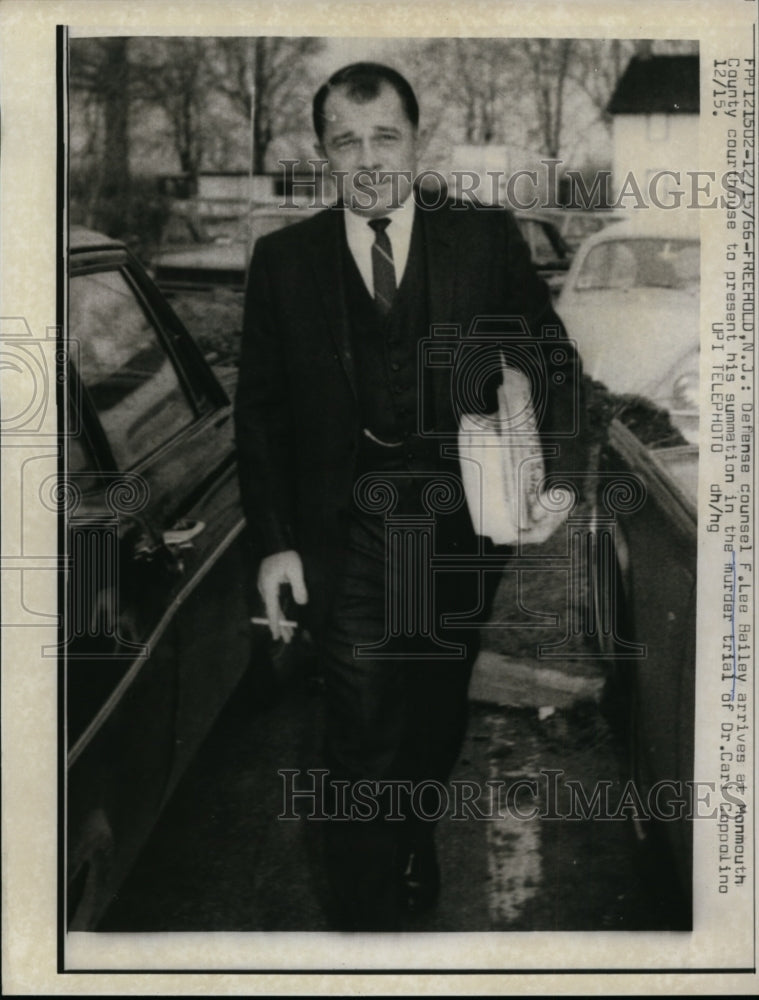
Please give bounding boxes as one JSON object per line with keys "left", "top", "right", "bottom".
{"left": 343, "top": 194, "right": 416, "bottom": 297}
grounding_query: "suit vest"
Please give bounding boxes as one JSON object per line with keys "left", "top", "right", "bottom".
{"left": 341, "top": 213, "right": 436, "bottom": 478}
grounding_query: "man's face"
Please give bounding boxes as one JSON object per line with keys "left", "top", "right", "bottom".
{"left": 316, "top": 83, "right": 418, "bottom": 217}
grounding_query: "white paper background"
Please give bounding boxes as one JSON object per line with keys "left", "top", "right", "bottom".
{"left": 1, "top": 0, "right": 756, "bottom": 993}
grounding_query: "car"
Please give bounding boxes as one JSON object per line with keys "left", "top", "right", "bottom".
{"left": 557, "top": 211, "right": 700, "bottom": 442}
{"left": 512, "top": 210, "right": 574, "bottom": 297}
{"left": 153, "top": 201, "right": 574, "bottom": 297}
{"left": 573, "top": 210, "right": 701, "bottom": 906}
{"left": 152, "top": 204, "right": 311, "bottom": 292}
{"left": 536, "top": 207, "right": 624, "bottom": 252}
{"left": 590, "top": 399, "right": 697, "bottom": 909}
{"left": 65, "top": 226, "right": 270, "bottom": 930}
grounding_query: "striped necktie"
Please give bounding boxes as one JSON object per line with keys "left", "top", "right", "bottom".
{"left": 368, "top": 217, "right": 396, "bottom": 315}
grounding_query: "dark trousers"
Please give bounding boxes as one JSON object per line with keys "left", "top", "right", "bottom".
{"left": 318, "top": 487, "right": 496, "bottom": 930}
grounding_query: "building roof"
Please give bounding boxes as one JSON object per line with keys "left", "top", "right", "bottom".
{"left": 607, "top": 54, "right": 700, "bottom": 115}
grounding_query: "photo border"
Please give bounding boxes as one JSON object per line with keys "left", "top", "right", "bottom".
{"left": 1, "top": 1, "right": 756, "bottom": 994}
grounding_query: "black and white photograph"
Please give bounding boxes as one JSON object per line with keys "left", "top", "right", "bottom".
{"left": 64, "top": 31, "right": 703, "bottom": 935}
{"left": 0, "top": 0, "right": 755, "bottom": 993}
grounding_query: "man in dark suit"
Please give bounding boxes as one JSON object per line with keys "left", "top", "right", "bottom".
{"left": 234, "top": 62, "right": 584, "bottom": 930}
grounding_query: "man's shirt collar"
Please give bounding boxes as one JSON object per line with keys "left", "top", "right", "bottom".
{"left": 343, "top": 194, "right": 416, "bottom": 296}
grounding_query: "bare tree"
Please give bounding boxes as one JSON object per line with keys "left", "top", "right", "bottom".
{"left": 405, "top": 37, "right": 642, "bottom": 165}
{"left": 568, "top": 39, "right": 637, "bottom": 132}
{"left": 401, "top": 39, "right": 453, "bottom": 149}
{"left": 210, "top": 37, "right": 325, "bottom": 173}
{"left": 513, "top": 38, "right": 576, "bottom": 160}
{"left": 70, "top": 37, "right": 131, "bottom": 233}
{"left": 129, "top": 37, "right": 214, "bottom": 181}
{"left": 418, "top": 38, "right": 516, "bottom": 147}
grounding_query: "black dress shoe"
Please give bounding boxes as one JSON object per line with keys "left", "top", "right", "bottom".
{"left": 398, "top": 838, "right": 440, "bottom": 913}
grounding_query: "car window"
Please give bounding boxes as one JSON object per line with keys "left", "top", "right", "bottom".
{"left": 567, "top": 215, "right": 604, "bottom": 241}
{"left": 575, "top": 238, "right": 699, "bottom": 291}
{"left": 532, "top": 223, "right": 559, "bottom": 263}
{"left": 71, "top": 269, "right": 196, "bottom": 469}
{"left": 520, "top": 219, "right": 558, "bottom": 264}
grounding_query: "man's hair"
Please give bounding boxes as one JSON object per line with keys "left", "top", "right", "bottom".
{"left": 312, "top": 62, "right": 419, "bottom": 141}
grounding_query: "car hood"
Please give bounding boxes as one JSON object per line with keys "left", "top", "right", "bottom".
{"left": 557, "top": 288, "right": 698, "bottom": 399}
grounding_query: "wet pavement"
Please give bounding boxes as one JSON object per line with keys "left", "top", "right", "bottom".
{"left": 100, "top": 638, "right": 690, "bottom": 933}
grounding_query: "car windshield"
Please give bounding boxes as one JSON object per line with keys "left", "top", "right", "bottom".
{"left": 565, "top": 214, "right": 611, "bottom": 239}
{"left": 518, "top": 218, "right": 563, "bottom": 264}
{"left": 652, "top": 443, "right": 699, "bottom": 504}
{"left": 574, "top": 237, "right": 699, "bottom": 292}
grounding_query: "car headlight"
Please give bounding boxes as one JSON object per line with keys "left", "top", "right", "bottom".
{"left": 672, "top": 371, "right": 699, "bottom": 411}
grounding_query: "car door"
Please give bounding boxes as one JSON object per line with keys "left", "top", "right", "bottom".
{"left": 596, "top": 404, "right": 697, "bottom": 896}
{"left": 111, "top": 260, "right": 255, "bottom": 788}
{"left": 66, "top": 244, "right": 253, "bottom": 928}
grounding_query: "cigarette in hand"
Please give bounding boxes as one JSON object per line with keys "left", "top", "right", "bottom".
{"left": 250, "top": 616, "right": 299, "bottom": 628}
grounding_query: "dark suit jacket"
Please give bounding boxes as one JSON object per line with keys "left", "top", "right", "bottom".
{"left": 234, "top": 197, "right": 586, "bottom": 630}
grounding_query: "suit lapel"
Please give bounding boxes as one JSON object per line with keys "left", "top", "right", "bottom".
{"left": 306, "top": 206, "right": 358, "bottom": 399}
{"left": 421, "top": 198, "right": 458, "bottom": 329}
{"left": 420, "top": 199, "right": 460, "bottom": 429}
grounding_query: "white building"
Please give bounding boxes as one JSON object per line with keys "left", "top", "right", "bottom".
{"left": 607, "top": 54, "right": 699, "bottom": 204}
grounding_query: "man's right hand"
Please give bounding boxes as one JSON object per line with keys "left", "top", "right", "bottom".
{"left": 257, "top": 550, "right": 309, "bottom": 643}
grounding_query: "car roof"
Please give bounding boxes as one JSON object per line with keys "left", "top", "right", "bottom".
{"left": 69, "top": 226, "right": 125, "bottom": 252}
{"left": 535, "top": 206, "right": 621, "bottom": 217}
{"left": 576, "top": 209, "right": 701, "bottom": 247}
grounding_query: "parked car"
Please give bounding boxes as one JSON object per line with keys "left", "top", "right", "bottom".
{"left": 537, "top": 207, "right": 623, "bottom": 251}
{"left": 513, "top": 210, "right": 574, "bottom": 297}
{"left": 591, "top": 404, "right": 697, "bottom": 906}
{"left": 557, "top": 211, "right": 700, "bottom": 442}
{"left": 153, "top": 201, "right": 574, "bottom": 297}
{"left": 66, "top": 227, "right": 269, "bottom": 930}
{"left": 153, "top": 205, "right": 311, "bottom": 292}
{"left": 574, "top": 210, "right": 700, "bottom": 904}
